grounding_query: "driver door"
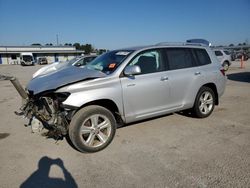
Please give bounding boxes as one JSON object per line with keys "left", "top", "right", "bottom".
{"left": 120, "top": 49, "right": 171, "bottom": 123}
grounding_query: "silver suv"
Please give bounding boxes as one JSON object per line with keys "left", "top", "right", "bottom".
{"left": 8, "top": 43, "right": 226, "bottom": 152}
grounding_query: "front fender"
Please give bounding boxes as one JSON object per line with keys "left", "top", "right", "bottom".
{"left": 58, "top": 78, "right": 124, "bottom": 116}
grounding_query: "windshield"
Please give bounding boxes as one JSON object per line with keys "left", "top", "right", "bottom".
{"left": 23, "top": 55, "right": 33, "bottom": 62}
{"left": 223, "top": 51, "right": 230, "bottom": 55}
{"left": 86, "top": 50, "right": 133, "bottom": 74}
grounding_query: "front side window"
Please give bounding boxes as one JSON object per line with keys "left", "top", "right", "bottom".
{"left": 214, "top": 51, "right": 223, "bottom": 56}
{"left": 127, "top": 50, "right": 165, "bottom": 74}
{"left": 165, "top": 48, "right": 194, "bottom": 70}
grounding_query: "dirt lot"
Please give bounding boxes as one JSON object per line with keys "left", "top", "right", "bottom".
{"left": 0, "top": 61, "right": 249, "bottom": 188}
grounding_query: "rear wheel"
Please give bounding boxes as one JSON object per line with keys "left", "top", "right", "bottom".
{"left": 69, "top": 105, "right": 116, "bottom": 153}
{"left": 192, "top": 87, "right": 215, "bottom": 118}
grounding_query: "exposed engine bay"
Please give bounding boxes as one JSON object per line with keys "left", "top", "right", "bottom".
{"left": 21, "top": 94, "right": 71, "bottom": 139}
{"left": 1, "top": 74, "right": 72, "bottom": 140}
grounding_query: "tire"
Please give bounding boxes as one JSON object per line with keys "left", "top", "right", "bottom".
{"left": 192, "top": 86, "right": 215, "bottom": 118}
{"left": 69, "top": 105, "right": 116, "bottom": 153}
{"left": 222, "top": 61, "right": 229, "bottom": 71}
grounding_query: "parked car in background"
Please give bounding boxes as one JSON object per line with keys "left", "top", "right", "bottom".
{"left": 213, "top": 49, "right": 231, "bottom": 71}
{"left": 235, "top": 52, "right": 249, "bottom": 61}
{"left": 32, "top": 55, "right": 97, "bottom": 78}
{"left": 20, "top": 53, "right": 34, "bottom": 66}
{"left": 37, "top": 57, "right": 48, "bottom": 65}
{"left": 231, "top": 51, "right": 236, "bottom": 61}
{"left": 11, "top": 42, "right": 226, "bottom": 153}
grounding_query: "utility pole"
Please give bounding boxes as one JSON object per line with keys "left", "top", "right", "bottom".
{"left": 56, "top": 34, "right": 59, "bottom": 46}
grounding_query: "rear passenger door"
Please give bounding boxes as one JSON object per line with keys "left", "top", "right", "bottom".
{"left": 163, "top": 48, "right": 204, "bottom": 108}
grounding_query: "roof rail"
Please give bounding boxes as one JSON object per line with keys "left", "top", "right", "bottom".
{"left": 155, "top": 42, "right": 208, "bottom": 47}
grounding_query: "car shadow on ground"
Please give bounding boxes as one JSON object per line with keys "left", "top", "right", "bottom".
{"left": 227, "top": 72, "right": 250, "bottom": 83}
{"left": 20, "top": 156, "right": 78, "bottom": 188}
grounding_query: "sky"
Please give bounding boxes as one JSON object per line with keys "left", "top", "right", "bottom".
{"left": 0, "top": 0, "right": 249, "bottom": 49}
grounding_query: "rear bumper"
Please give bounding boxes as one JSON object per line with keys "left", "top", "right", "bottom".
{"left": 217, "top": 76, "right": 227, "bottom": 98}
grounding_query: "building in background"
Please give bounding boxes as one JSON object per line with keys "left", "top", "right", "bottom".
{"left": 0, "top": 46, "right": 84, "bottom": 64}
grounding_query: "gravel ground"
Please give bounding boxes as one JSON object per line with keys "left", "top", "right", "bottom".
{"left": 0, "top": 60, "right": 249, "bottom": 188}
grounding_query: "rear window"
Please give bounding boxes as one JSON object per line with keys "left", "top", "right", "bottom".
{"left": 194, "top": 49, "right": 211, "bottom": 66}
{"left": 165, "top": 48, "right": 195, "bottom": 70}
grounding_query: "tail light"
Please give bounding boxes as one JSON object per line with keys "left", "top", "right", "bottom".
{"left": 220, "top": 68, "right": 225, "bottom": 76}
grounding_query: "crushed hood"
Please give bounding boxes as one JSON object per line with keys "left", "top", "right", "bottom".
{"left": 27, "top": 66, "right": 106, "bottom": 95}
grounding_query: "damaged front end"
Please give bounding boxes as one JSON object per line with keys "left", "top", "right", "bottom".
{"left": 1, "top": 66, "right": 106, "bottom": 143}
{"left": 1, "top": 75, "right": 72, "bottom": 140}
{"left": 21, "top": 92, "right": 71, "bottom": 139}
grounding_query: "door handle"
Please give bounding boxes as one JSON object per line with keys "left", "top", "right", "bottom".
{"left": 160, "top": 76, "right": 168, "bottom": 81}
{"left": 194, "top": 72, "right": 201, "bottom": 75}
{"left": 127, "top": 83, "right": 136, "bottom": 87}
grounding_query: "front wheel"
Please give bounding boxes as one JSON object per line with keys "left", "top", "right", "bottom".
{"left": 69, "top": 105, "right": 116, "bottom": 153}
{"left": 192, "top": 87, "right": 215, "bottom": 118}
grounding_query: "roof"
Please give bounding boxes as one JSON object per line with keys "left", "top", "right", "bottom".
{"left": 118, "top": 45, "right": 152, "bottom": 51}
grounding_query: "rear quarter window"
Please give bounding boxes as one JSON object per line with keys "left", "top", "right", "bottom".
{"left": 194, "top": 49, "right": 212, "bottom": 66}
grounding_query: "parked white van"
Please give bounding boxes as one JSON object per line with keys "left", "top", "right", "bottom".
{"left": 20, "top": 53, "right": 34, "bottom": 66}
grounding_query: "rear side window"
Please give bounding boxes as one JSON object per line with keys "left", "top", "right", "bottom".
{"left": 165, "top": 48, "right": 194, "bottom": 70}
{"left": 194, "top": 49, "right": 211, "bottom": 66}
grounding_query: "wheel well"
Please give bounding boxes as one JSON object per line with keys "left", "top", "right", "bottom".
{"left": 223, "top": 60, "right": 229, "bottom": 65}
{"left": 202, "top": 83, "right": 219, "bottom": 105}
{"left": 80, "top": 99, "right": 123, "bottom": 125}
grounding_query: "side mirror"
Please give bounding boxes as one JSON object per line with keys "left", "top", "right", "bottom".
{"left": 124, "top": 65, "right": 141, "bottom": 76}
